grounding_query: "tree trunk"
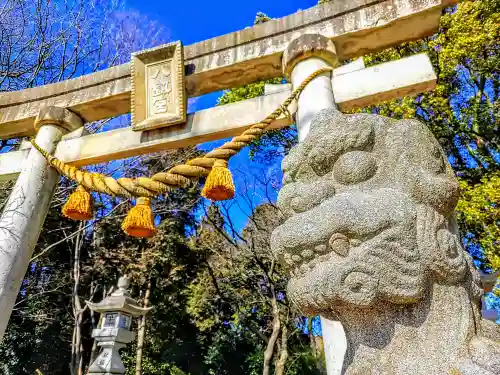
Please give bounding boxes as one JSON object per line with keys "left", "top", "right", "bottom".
{"left": 70, "top": 323, "right": 77, "bottom": 375}
{"left": 307, "top": 317, "right": 326, "bottom": 374}
{"left": 262, "top": 285, "right": 280, "bottom": 375}
{"left": 89, "top": 286, "right": 107, "bottom": 364}
{"left": 309, "top": 332, "right": 317, "bottom": 354}
{"left": 315, "top": 335, "right": 327, "bottom": 374}
{"left": 89, "top": 333, "right": 98, "bottom": 365}
{"left": 275, "top": 324, "right": 288, "bottom": 375}
{"left": 135, "top": 280, "right": 151, "bottom": 375}
{"left": 89, "top": 313, "right": 103, "bottom": 364}
{"left": 70, "top": 223, "right": 85, "bottom": 375}
{"left": 308, "top": 317, "right": 317, "bottom": 355}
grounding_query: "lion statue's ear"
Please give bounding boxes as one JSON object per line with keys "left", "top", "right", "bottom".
{"left": 417, "top": 205, "right": 468, "bottom": 284}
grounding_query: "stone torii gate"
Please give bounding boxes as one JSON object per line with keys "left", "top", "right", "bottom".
{"left": 0, "top": 0, "right": 457, "bottom": 373}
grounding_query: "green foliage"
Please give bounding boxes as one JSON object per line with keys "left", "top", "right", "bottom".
{"left": 218, "top": 74, "right": 297, "bottom": 162}
{"left": 254, "top": 12, "right": 272, "bottom": 25}
{"left": 217, "top": 79, "right": 281, "bottom": 106}
{"left": 185, "top": 203, "right": 326, "bottom": 374}
{"left": 202, "top": 326, "right": 264, "bottom": 375}
{"left": 185, "top": 270, "right": 219, "bottom": 331}
{"left": 285, "top": 349, "right": 323, "bottom": 375}
{"left": 457, "top": 173, "right": 500, "bottom": 269}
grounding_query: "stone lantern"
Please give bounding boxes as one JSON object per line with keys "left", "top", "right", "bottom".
{"left": 479, "top": 270, "right": 500, "bottom": 322}
{"left": 86, "top": 276, "right": 152, "bottom": 374}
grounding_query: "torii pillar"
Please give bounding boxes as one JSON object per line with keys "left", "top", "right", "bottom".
{"left": 282, "top": 34, "right": 347, "bottom": 375}
{"left": 0, "top": 107, "right": 83, "bottom": 338}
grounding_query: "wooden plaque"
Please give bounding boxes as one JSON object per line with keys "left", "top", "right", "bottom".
{"left": 131, "top": 41, "right": 186, "bottom": 131}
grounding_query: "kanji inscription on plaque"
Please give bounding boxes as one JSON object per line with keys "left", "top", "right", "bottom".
{"left": 131, "top": 41, "right": 186, "bottom": 131}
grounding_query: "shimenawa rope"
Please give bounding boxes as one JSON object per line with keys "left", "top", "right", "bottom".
{"left": 30, "top": 67, "right": 333, "bottom": 236}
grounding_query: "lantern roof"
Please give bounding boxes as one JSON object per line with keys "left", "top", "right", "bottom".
{"left": 479, "top": 270, "right": 500, "bottom": 292}
{"left": 86, "top": 276, "right": 152, "bottom": 317}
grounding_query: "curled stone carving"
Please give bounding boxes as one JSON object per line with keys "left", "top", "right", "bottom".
{"left": 271, "top": 108, "right": 500, "bottom": 374}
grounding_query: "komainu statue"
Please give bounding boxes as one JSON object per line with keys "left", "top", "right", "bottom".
{"left": 271, "top": 108, "right": 500, "bottom": 375}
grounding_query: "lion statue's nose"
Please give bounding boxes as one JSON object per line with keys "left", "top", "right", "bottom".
{"left": 272, "top": 189, "right": 414, "bottom": 259}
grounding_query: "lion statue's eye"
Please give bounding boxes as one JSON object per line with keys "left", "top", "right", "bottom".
{"left": 333, "top": 151, "right": 377, "bottom": 185}
{"left": 308, "top": 148, "right": 332, "bottom": 176}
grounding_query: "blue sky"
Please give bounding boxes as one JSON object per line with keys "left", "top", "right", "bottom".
{"left": 127, "top": 0, "right": 318, "bottom": 46}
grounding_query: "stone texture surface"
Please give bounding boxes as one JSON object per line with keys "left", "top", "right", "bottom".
{"left": 131, "top": 41, "right": 186, "bottom": 131}
{"left": 35, "top": 106, "right": 83, "bottom": 132}
{"left": 282, "top": 34, "right": 339, "bottom": 78}
{"left": 271, "top": 108, "right": 500, "bottom": 374}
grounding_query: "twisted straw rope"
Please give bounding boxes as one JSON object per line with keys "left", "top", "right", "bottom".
{"left": 30, "top": 67, "right": 333, "bottom": 199}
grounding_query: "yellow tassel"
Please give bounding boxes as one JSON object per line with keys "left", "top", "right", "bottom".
{"left": 62, "top": 185, "right": 93, "bottom": 221}
{"left": 121, "top": 197, "right": 157, "bottom": 238}
{"left": 201, "top": 159, "right": 235, "bottom": 201}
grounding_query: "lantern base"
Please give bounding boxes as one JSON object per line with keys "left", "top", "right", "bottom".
{"left": 88, "top": 341, "right": 127, "bottom": 374}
